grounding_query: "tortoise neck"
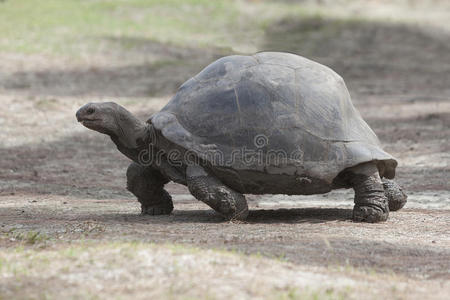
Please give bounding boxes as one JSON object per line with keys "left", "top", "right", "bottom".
{"left": 110, "top": 120, "right": 153, "bottom": 163}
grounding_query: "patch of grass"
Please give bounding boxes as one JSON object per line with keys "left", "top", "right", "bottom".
{"left": 7, "top": 230, "right": 50, "bottom": 245}
{"left": 0, "top": 0, "right": 360, "bottom": 57}
{"left": 328, "top": 260, "right": 401, "bottom": 284}
{"left": 275, "top": 286, "right": 350, "bottom": 300}
{"left": 163, "top": 242, "right": 203, "bottom": 254}
{"left": 0, "top": 0, "right": 246, "bottom": 56}
{"left": 1, "top": 0, "right": 447, "bottom": 59}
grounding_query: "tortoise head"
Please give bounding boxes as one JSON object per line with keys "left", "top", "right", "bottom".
{"left": 76, "top": 102, "right": 149, "bottom": 150}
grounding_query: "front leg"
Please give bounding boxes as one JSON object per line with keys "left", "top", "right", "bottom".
{"left": 126, "top": 162, "right": 173, "bottom": 215}
{"left": 186, "top": 165, "right": 249, "bottom": 221}
{"left": 348, "top": 162, "right": 389, "bottom": 223}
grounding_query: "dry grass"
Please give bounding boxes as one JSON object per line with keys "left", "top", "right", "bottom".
{"left": 1, "top": 241, "right": 447, "bottom": 300}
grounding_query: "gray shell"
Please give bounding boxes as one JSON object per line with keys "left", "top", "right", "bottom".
{"left": 150, "top": 52, "right": 396, "bottom": 191}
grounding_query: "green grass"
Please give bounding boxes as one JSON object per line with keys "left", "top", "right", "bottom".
{"left": 0, "top": 0, "right": 446, "bottom": 58}
{"left": 0, "top": 0, "right": 246, "bottom": 55}
{"left": 5, "top": 229, "right": 50, "bottom": 245}
{"left": 275, "top": 286, "right": 350, "bottom": 300}
{"left": 0, "top": 0, "right": 332, "bottom": 57}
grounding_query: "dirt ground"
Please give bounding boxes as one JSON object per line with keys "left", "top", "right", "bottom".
{"left": 1, "top": 1, "right": 449, "bottom": 299}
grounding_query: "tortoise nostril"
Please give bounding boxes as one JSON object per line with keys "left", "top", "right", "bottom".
{"left": 86, "top": 107, "right": 95, "bottom": 115}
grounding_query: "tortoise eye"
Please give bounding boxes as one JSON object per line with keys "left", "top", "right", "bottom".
{"left": 86, "top": 107, "right": 95, "bottom": 115}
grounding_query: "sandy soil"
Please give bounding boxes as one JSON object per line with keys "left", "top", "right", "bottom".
{"left": 1, "top": 3, "right": 449, "bottom": 299}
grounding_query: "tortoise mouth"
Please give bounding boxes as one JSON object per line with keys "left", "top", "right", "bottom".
{"left": 78, "top": 118, "right": 102, "bottom": 129}
{"left": 77, "top": 117, "right": 101, "bottom": 123}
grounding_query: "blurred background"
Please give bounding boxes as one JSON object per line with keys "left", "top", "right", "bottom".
{"left": 0, "top": 1, "right": 449, "bottom": 299}
{"left": 1, "top": 0, "right": 448, "bottom": 200}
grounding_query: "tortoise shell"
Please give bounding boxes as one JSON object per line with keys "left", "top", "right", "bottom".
{"left": 150, "top": 52, "right": 396, "bottom": 194}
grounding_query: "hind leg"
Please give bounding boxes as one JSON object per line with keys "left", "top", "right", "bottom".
{"left": 348, "top": 162, "right": 389, "bottom": 223}
{"left": 382, "top": 179, "right": 407, "bottom": 211}
{"left": 186, "top": 166, "right": 248, "bottom": 221}
{"left": 126, "top": 162, "right": 173, "bottom": 215}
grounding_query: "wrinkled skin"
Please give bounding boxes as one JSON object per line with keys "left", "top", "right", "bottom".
{"left": 382, "top": 179, "right": 408, "bottom": 211}
{"left": 348, "top": 163, "right": 389, "bottom": 223}
{"left": 126, "top": 162, "right": 173, "bottom": 215}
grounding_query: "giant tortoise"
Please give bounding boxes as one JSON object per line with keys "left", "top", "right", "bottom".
{"left": 76, "top": 52, "right": 407, "bottom": 223}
